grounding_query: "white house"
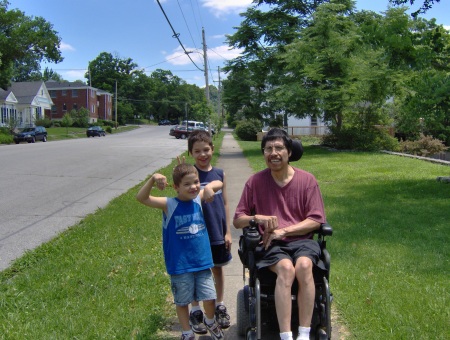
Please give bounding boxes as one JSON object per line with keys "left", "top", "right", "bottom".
{"left": 0, "top": 81, "right": 53, "bottom": 128}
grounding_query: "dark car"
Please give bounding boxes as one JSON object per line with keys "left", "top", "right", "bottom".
{"left": 14, "top": 126, "right": 47, "bottom": 144}
{"left": 158, "top": 119, "right": 171, "bottom": 126}
{"left": 86, "top": 126, "right": 106, "bottom": 137}
{"left": 172, "top": 126, "right": 193, "bottom": 139}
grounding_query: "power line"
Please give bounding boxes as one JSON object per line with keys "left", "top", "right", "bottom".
{"left": 155, "top": 0, "right": 203, "bottom": 72}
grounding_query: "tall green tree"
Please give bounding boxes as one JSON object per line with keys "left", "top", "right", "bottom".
{"left": 0, "top": 1, "right": 63, "bottom": 89}
{"left": 389, "top": 0, "right": 441, "bottom": 17}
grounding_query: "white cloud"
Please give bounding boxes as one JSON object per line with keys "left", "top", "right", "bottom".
{"left": 60, "top": 42, "right": 75, "bottom": 52}
{"left": 165, "top": 45, "right": 243, "bottom": 66}
{"left": 63, "top": 69, "right": 87, "bottom": 81}
{"left": 444, "top": 25, "right": 450, "bottom": 31}
{"left": 201, "top": 0, "right": 252, "bottom": 15}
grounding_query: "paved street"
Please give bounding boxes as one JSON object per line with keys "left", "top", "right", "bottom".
{"left": 0, "top": 126, "right": 186, "bottom": 271}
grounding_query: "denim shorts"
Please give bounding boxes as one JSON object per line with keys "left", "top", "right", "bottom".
{"left": 170, "top": 269, "right": 216, "bottom": 306}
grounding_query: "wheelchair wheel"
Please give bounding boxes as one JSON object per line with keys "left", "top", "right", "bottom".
{"left": 237, "top": 288, "right": 250, "bottom": 336}
{"left": 246, "top": 328, "right": 257, "bottom": 340}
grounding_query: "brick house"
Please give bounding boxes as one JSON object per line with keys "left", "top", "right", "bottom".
{"left": 0, "top": 81, "right": 53, "bottom": 128}
{"left": 45, "top": 81, "right": 113, "bottom": 123}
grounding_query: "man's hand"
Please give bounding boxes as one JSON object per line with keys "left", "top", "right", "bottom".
{"left": 255, "top": 215, "right": 278, "bottom": 249}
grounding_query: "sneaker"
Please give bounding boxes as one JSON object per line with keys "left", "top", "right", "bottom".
{"left": 215, "top": 305, "right": 231, "bottom": 329}
{"left": 204, "top": 318, "right": 224, "bottom": 340}
{"left": 189, "top": 310, "right": 207, "bottom": 334}
{"left": 180, "top": 333, "right": 195, "bottom": 340}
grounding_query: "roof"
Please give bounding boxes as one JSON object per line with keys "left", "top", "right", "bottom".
{"left": 45, "top": 81, "right": 112, "bottom": 95}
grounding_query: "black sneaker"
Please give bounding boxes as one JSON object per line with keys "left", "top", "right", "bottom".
{"left": 189, "top": 310, "right": 207, "bottom": 334}
{"left": 215, "top": 305, "right": 230, "bottom": 329}
{"left": 204, "top": 318, "right": 224, "bottom": 340}
{"left": 180, "top": 333, "right": 195, "bottom": 340}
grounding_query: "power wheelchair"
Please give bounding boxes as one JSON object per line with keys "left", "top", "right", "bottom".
{"left": 237, "top": 221, "right": 333, "bottom": 340}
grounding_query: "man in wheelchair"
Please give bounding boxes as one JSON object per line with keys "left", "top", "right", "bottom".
{"left": 233, "top": 128, "right": 330, "bottom": 340}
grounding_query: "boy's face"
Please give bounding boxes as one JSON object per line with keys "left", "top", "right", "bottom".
{"left": 190, "top": 141, "right": 213, "bottom": 171}
{"left": 174, "top": 173, "right": 201, "bottom": 201}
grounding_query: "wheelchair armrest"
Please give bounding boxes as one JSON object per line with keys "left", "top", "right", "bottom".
{"left": 315, "top": 223, "right": 333, "bottom": 237}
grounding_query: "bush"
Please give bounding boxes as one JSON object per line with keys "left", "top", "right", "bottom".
{"left": 105, "top": 126, "right": 112, "bottom": 133}
{"left": 321, "top": 127, "right": 400, "bottom": 151}
{"left": 35, "top": 118, "right": 53, "bottom": 128}
{"left": 399, "top": 134, "right": 448, "bottom": 156}
{"left": 235, "top": 120, "right": 261, "bottom": 141}
{"left": 0, "top": 132, "right": 13, "bottom": 144}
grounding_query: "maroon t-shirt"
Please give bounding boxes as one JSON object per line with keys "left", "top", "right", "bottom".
{"left": 234, "top": 167, "right": 326, "bottom": 241}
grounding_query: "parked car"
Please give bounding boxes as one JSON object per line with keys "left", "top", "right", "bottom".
{"left": 13, "top": 126, "right": 47, "bottom": 144}
{"left": 172, "top": 125, "right": 193, "bottom": 139}
{"left": 158, "top": 119, "right": 172, "bottom": 125}
{"left": 86, "top": 126, "right": 106, "bottom": 137}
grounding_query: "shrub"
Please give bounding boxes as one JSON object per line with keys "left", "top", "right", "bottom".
{"left": 35, "top": 118, "right": 52, "bottom": 128}
{"left": 235, "top": 120, "right": 261, "bottom": 141}
{"left": 105, "top": 126, "right": 112, "bottom": 133}
{"left": 399, "top": 134, "right": 448, "bottom": 156}
{"left": 0, "top": 133, "right": 13, "bottom": 144}
{"left": 321, "top": 127, "right": 400, "bottom": 151}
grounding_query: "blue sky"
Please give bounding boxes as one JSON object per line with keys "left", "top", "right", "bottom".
{"left": 7, "top": 0, "right": 450, "bottom": 88}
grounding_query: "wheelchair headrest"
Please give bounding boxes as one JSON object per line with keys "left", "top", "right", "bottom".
{"left": 289, "top": 140, "right": 303, "bottom": 162}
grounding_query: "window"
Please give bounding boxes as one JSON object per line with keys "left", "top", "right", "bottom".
{"left": 49, "top": 90, "right": 56, "bottom": 98}
{"left": 311, "top": 116, "right": 318, "bottom": 126}
{"left": 51, "top": 105, "right": 57, "bottom": 112}
{"left": 72, "top": 89, "right": 78, "bottom": 97}
{"left": 73, "top": 103, "right": 78, "bottom": 110}
{"left": 62, "top": 90, "right": 67, "bottom": 96}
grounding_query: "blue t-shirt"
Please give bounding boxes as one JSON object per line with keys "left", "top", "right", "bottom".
{"left": 195, "top": 166, "right": 227, "bottom": 245}
{"left": 162, "top": 196, "right": 213, "bottom": 275}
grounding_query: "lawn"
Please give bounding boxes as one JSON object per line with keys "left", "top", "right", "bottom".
{"left": 46, "top": 125, "right": 139, "bottom": 141}
{"left": 0, "top": 133, "right": 448, "bottom": 339}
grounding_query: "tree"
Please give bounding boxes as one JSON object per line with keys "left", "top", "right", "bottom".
{"left": 0, "top": 1, "right": 63, "bottom": 89}
{"left": 61, "top": 113, "right": 73, "bottom": 135}
{"left": 389, "top": 0, "right": 441, "bottom": 17}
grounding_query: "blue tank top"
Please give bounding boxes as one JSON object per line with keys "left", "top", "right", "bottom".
{"left": 195, "top": 166, "right": 227, "bottom": 245}
{"left": 162, "top": 196, "right": 213, "bottom": 275}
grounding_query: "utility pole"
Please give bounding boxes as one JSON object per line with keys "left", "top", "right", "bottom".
{"left": 217, "top": 66, "right": 222, "bottom": 118}
{"left": 202, "top": 27, "right": 212, "bottom": 133}
{"left": 115, "top": 80, "right": 118, "bottom": 129}
{"left": 202, "top": 28, "right": 209, "bottom": 104}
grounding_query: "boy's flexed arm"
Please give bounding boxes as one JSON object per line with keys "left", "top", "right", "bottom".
{"left": 200, "top": 180, "right": 223, "bottom": 202}
{"left": 136, "top": 173, "right": 168, "bottom": 210}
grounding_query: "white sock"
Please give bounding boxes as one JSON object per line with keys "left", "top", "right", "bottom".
{"left": 204, "top": 316, "right": 215, "bottom": 326}
{"left": 215, "top": 301, "right": 224, "bottom": 307}
{"left": 190, "top": 305, "right": 201, "bottom": 313}
{"left": 296, "top": 326, "right": 311, "bottom": 340}
{"left": 280, "top": 331, "right": 293, "bottom": 340}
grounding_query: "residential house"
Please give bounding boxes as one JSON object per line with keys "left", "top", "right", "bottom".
{"left": 0, "top": 81, "right": 53, "bottom": 128}
{"left": 45, "top": 81, "right": 113, "bottom": 123}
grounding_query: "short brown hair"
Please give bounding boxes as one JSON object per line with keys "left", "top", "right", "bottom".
{"left": 188, "top": 130, "right": 213, "bottom": 153}
{"left": 172, "top": 163, "right": 198, "bottom": 186}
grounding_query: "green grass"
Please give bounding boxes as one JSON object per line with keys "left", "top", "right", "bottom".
{"left": 0, "top": 133, "right": 224, "bottom": 339}
{"left": 237, "top": 139, "right": 449, "bottom": 340}
{"left": 46, "top": 125, "right": 139, "bottom": 141}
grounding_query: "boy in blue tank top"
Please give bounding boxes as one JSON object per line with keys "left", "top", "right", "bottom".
{"left": 136, "top": 163, "right": 224, "bottom": 340}
{"left": 185, "top": 130, "right": 232, "bottom": 334}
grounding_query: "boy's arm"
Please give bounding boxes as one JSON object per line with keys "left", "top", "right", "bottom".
{"left": 222, "top": 172, "right": 232, "bottom": 250}
{"left": 136, "top": 173, "right": 168, "bottom": 210}
{"left": 199, "top": 180, "right": 223, "bottom": 202}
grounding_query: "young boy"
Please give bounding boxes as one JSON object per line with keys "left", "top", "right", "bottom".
{"left": 185, "top": 130, "right": 232, "bottom": 334}
{"left": 136, "top": 163, "right": 224, "bottom": 340}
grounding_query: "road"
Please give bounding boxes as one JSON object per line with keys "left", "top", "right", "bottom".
{"left": 0, "top": 125, "right": 187, "bottom": 271}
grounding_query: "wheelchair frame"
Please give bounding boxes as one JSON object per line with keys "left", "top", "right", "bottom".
{"left": 237, "top": 222, "right": 333, "bottom": 340}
